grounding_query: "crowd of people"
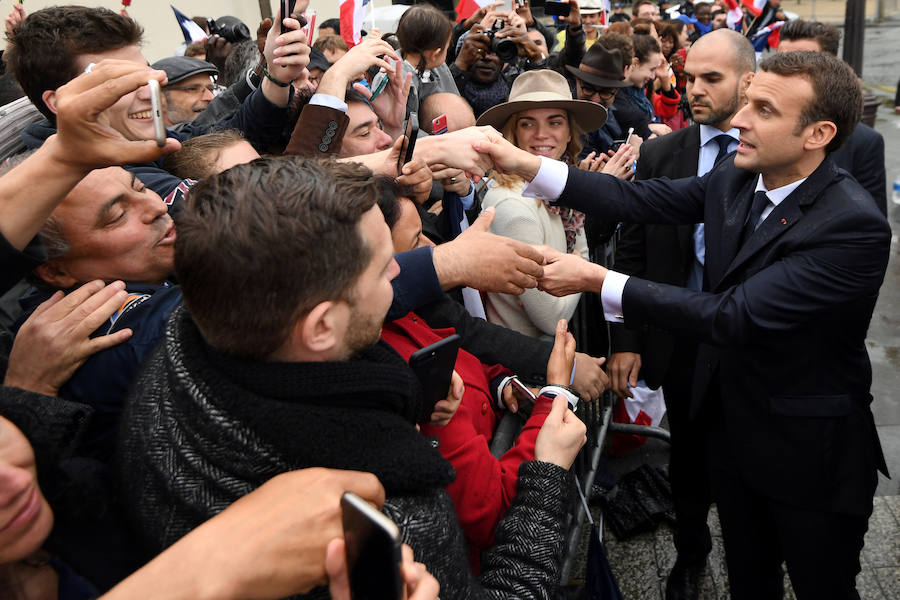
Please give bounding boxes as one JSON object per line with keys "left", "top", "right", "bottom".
{"left": 0, "top": 1, "right": 891, "bottom": 599}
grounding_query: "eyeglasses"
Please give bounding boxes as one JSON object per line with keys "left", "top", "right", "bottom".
{"left": 166, "top": 84, "right": 215, "bottom": 94}
{"left": 578, "top": 82, "right": 618, "bottom": 100}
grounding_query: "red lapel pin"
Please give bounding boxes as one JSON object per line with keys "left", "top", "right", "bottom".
{"left": 781, "top": 218, "right": 787, "bottom": 224}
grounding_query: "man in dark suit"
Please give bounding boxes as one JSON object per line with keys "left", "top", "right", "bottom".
{"left": 607, "top": 29, "right": 756, "bottom": 599}
{"left": 778, "top": 19, "right": 887, "bottom": 216}
{"left": 477, "top": 51, "right": 890, "bottom": 599}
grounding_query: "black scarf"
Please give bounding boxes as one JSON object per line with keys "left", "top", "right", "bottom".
{"left": 169, "top": 307, "right": 456, "bottom": 495}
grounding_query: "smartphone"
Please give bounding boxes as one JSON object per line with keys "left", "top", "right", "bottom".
{"left": 509, "top": 377, "right": 537, "bottom": 403}
{"left": 408, "top": 333, "right": 461, "bottom": 415}
{"left": 431, "top": 113, "right": 448, "bottom": 135}
{"left": 544, "top": 0, "right": 571, "bottom": 17}
{"left": 341, "top": 492, "right": 403, "bottom": 600}
{"left": 146, "top": 79, "right": 167, "bottom": 148}
{"left": 280, "top": 0, "right": 297, "bottom": 34}
{"left": 396, "top": 112, "right": 419, "bottom": 174}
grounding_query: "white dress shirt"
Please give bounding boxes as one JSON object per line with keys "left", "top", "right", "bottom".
{"left": 522, "top": 155, "right": 809, "bottom": 325}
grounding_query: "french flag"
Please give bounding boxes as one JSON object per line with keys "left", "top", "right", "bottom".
{"left": 743, "top": 0, "right": 768, "bottom": 18}
{"left": 722, "top": 0, "right": 744, "bottom": 29}
{"left": 171, "top": 5, "right": 207, "bottom": 43}
{"left": 750, "top": 20, "right": 784, "bottom": 52}
{"left": 456, "top": 0, "right": 493, "bottom": 23}
{"left": 340, "top": 0, "right": 372, "bottom": 48}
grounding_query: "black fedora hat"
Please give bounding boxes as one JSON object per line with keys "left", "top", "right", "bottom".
{"left": 565, "top": 44, "right": 631, "bottom": 89}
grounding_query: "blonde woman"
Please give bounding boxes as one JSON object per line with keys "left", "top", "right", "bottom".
{"left": 476, "top": 69, "right": 608, "bottom": 338}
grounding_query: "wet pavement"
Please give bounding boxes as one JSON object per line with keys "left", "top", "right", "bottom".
{"left": 566, "top": 12, "right": 900, "bottom": 598}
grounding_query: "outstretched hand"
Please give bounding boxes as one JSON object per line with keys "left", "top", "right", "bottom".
{"left": 433, "top": 206, "right": 546, "bottom": 295}
{"left": 47, "top": 60, "right": 181, "bottom": 172}
{"left": 546, "top": 319, "right": 576, "bottom": 387}
{"left": 4, "top": 280, "right": 133, "bottom": 397}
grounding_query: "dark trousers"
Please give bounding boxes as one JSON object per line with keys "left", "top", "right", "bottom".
{"left": 708, "top": 421, "right": 872, "bottom": 599}
{"left": 664, "top": 338, "right": 712, "bottom": 562}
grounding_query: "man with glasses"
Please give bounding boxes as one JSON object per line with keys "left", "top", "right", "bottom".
{"left": 151, "top": 56, "right": 218, "bottom": 126}
{"left": 565, "top": 43, "right": 632, "bottom": 159}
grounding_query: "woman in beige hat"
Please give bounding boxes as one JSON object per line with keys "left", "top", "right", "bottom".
{"left": 475, "top": 69, "right": 608, "bottom": 338}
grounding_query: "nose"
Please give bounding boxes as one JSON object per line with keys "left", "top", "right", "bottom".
{"left": 0, "top": 463, "right": 33, "bottom": 508}
{"left": 376, "top": 128, "right": 393, "bottom": 152}
{"left": 386, "top": 257, "right": 401, "bottom": 281}
{"left": 135, "top": 82, "right": 151, "bottom": 100}
{"left": 731, "top": 103, "right": 750, "bottom": 131}
{"left": 201, "top": 87, "right": 214, "bottom": 102}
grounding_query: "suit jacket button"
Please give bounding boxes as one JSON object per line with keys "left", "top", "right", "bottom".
{"left": 318, "top": 143, "right": 329, "bottom": 152}
{"left": 327, "top": 120, "right": 338, "bottom": 128}
{"left": 481, "top": 402, "right": 488, "bottom": 414}
{"left": 322, "top": 135, "right": 332, "bottom": 143}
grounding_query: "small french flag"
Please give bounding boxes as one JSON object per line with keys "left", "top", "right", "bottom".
{"left": 722, "top": 0, "right": 744, "bottom": 29}
{"left": 742, "top": 0, "right": 768, "bottom": 18}
{"left": 456, "top": 0, "right": 494, "bottom": 23}
{"left": 340, "top": 0, "right": 372, "bottom": 48}
{"left": 171, "top": 5, "right": 207, "bottom": 43}
{"left": 750, "top": 20, "right": 784, "bottom": 52}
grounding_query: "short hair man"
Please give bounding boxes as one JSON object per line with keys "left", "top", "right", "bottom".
{"left": 117, "top": 158, "right": 581, "bottom": 598}
{"left": 5, "top": 5, "right": 307, "bottom": 206}
{"left": 632, "top": 0, "right": 661, "bottom": 21}
{"left": 481, "top": 50, "right": 890, "bottom": 600}
{"left": 318, "top": 17, "right": 340, "bottom": 38}
{"left": 151, "top": 56, "right": 218, "bottom": 126}
{"left": 710, "top": 9, "right": 727, "bottom": 30}
{"left": 607, "top": 29, "right": 756, "bottom": 599}
{"left": 778, "top": 19, "right": 887, "bottom": 215}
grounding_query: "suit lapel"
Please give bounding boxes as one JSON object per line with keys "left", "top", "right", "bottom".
{"left": 718, "top": 157, "right": 838, "bottom": 286}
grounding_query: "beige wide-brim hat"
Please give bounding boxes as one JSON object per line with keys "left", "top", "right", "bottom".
{"left": 476, "top": 70, "right": 608, "bottom": 133}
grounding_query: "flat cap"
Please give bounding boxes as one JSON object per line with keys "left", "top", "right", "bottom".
{"left": 151, "top": 56, "right": 218, "bottom": 86}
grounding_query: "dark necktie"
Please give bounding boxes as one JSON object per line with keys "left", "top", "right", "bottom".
{"left": 741, "top": 190, "right": 770, "bottom": 245}
{"left": 713, "top": 134, "right": 733, "bottom": 166}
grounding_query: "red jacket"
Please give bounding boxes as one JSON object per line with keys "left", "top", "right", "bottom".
{"left": 381, "top": 312, "right": 553, "bottom": 564}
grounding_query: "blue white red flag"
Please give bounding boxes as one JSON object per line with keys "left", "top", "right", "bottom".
{"left": 340, "top": 0, "right": 372, "bottom": 47}
{"left": 750, "top": 20, "right": 784, "bottom": 51}
{"left": 743, "top": 0, "right": 767, "bottom": 18}
{"left": 171, "top": 5, "right": 207, "bottom": 43}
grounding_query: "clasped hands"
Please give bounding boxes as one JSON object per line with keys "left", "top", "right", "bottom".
{"left": 534, "top": 245, "right": 608, "bottom": 298}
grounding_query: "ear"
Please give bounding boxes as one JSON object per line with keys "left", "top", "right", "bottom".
{"left": 423, "top": 46, "right": 443, "bottom": 65}
{"left": 41, "top": 90, "right": 60, "bottom": 116}
{"left": 803, "top": 120, "right": 837, "bottom": 152}
{"left": 33, "top": 261, "right": 77, "bottom": 289}
{"left": 297, "top": 300, "right": 346, "bottom": 357}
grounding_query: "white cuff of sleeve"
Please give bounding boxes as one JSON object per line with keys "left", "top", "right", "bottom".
{"left": 538, "top": 385, "right": 579, "bottom": 410}
{"left": 459, "top": 185, "right": 476, "bottom": 210}
{"left": 309, "top": 93, "right": 349, "bottom": 113}
{"left": 496, "top": 376, "right": 515, "bottom": 409}
{"left": 521, "top": 156, "right": 568, "bottom": 203}
{"left": 600, "top": 270, "right": 630, "bottom": 323}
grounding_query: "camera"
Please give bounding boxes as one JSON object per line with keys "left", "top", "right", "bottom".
{"left": 486, "top": 19, "right": 518, "bottom": 64}
{"left": 207, "top": 16, "right": 251, "bottom": 44}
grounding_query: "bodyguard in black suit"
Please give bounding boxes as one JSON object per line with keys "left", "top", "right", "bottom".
{"left": 478, "top": 51, "right": 890, "bottom": 599}
{"left": 607, "top": 30, "right": 756, "bottom": 599}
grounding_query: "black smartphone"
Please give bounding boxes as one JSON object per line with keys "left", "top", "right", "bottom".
{"left": 341, "top": 492, "right": 403, "bottom": 600}
{"left": 280, "top": 0, "right": 297, "bottom": 34}
{"left": 396, "top": 112, "right": 419, "bottom": 174}
{"left": 545, "top": 0, "right": 571, "bottom": 17}
{"left": 408, "top": 333, "right": 461, "bottom": 415}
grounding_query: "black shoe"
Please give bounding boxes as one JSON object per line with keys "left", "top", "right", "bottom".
{"left": 665, "top": 555, "right": 707, "bottom": 600}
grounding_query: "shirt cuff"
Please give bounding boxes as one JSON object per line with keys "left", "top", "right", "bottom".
{"left": 600, "top": 270, "right": 630, "bottom": 323}
{"left": 309, "top": 93, "right": 348, "bottom": 113}
{"left": 458, "top": 184, "right": 475, "bottom": 210}
{"left": 496, "top": 375, "right": 515, "bottom": 409}
{"left": 521, "top": 156, "right": 568, "bottom": 203}
{"left": 538, "top": 385, "right": 579, "bottom": 410}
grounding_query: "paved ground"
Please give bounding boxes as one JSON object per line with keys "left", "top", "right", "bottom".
{"left": 566, "top": 14, "right": 900, "bottom": 599}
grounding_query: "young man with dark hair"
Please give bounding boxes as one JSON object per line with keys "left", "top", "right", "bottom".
{"left": 632, "top": 0, "right": 661, "bottom": 21}
{"left": 477, "top": 50, "right": 890, "bottom": 600}
{"left": 118, "top": 156, "right": 588, "bottom": 598}
{"left": 778, "top": 19, "right": 887, "bottom": 215}
{"left": 5, "top": 5, "right": 308, "bottom": 208}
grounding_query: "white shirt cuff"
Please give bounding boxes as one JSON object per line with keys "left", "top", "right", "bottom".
{"left": 459, "top": 184, "right": 476, "bottom": 210}
{"left": 309, "top": 93, "right": 348, "bottom": 113}
{"left": 538, "top": 385, "right": 579, "bottom": 410}
{"left": 496, "top": 376, "right": 515, "bottom": 409}
{"left": 521, "top": 156, "right": 568, "bottom": 202}
{"left": 600, "top": 270, "right": 630, "bottom": 323}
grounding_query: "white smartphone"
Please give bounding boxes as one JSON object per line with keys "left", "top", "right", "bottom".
{"left": 147, "top": 79, "right": 167, "bottom": 147}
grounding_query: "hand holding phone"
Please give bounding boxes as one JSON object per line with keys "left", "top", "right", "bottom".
{"left": 408, "top": 333, "right": 460, "bottom": 418}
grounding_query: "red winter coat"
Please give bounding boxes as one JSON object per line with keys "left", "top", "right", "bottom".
{"left": 381, "top": 312, "right": 553, "bottom": 568}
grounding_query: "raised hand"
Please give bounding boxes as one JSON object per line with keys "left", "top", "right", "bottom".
{"left": 433, "top": 207, "right": 546, "bottom": 295}
{"left": 4, "top": 280, "right": 133, "bottom": 396}
{"left": 571, "top": 352, "right": 609, "bottom": 401}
